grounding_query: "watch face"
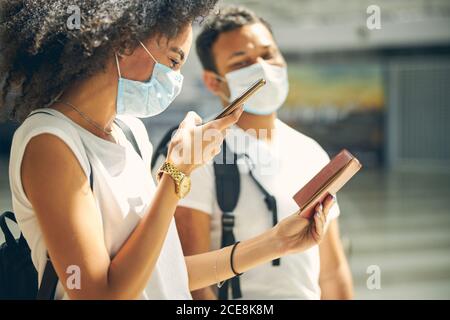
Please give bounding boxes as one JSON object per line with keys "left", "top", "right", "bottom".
{"left": 179, "top": 176, "right": 191, "bottom": 198}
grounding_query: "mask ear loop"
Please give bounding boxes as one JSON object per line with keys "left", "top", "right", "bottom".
{"left": 214, "top": 73, "right": 231, "bottom": 102}
{"left": 215, "top": 74, "right": 227, "bottom": 83}
{"left": 139, "top": 40, "right": 158, "bottom": 63}
{"left": 115, "top": 53, "right": 122, "bottom": 78}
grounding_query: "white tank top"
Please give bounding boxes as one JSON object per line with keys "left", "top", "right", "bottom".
{"left": 8, "top": 108, "right": 191, "bottom": 300}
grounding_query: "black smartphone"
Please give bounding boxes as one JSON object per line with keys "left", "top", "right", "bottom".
{"left": 205, "top": 78, "right": 266, "bottom": 122}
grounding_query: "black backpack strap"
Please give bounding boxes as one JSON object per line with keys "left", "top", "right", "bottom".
{"left": 0, "top": 211, "right": 17, "bottom": 248}
{"left": 114, "top": 118, "right": 142, "bottom": 159}
{"left": 150, "top": 125, "right": 179, "bottom": 170}
{"left": 0, "top": 211, "right": 30, "bottom": 261}
{"left": 213, "top": 141, "right": 242, "bottom": 300}
{"left": 240, "top": 154, "right": 280, "bottom": 266}
{"left": 36, "top": 259, "right": 59, "bottom": 300}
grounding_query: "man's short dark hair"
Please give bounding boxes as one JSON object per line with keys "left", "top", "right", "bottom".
{"left": 196, "top": 5, "right": 273, "bottom": 73}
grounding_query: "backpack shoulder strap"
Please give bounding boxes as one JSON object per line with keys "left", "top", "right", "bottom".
{"left": 242, "top": 154, "right": 280, "bottom": 266}
{"left": 114, "top": 118, "right": 142, "bottom": 159}
{"left": 36, "top": 260, "right": 59, "bottom": 300}
{"left": 213, "top": 140, "right": 241, "bottom": 214}
{"left": 0, "top": 211, "right": 17, "bottom": 248}
{"left": 150, "top": 125, "right": 179, "bottom": 170}
{"left": 213, "top": 140, "right": 242, "bottom": 300}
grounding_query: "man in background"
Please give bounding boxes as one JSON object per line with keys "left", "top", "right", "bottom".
{"left": 175, "top": 6, "right": 353, "bottom": 300}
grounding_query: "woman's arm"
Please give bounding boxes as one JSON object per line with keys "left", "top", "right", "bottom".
{"left": 175, "top": 207, "right": 217, "bottom": 299}
{"left": 23, "top": 134, "right": 181, "bottom": 299}
{"left": 185, "top": 196, "right": 335, "bottom": 291}
{"left": 185, "top": 227, "right": 280, "bottom": 292}
{"left": 22, "top": 110, "right": 242, "bottom": 300}
{"left": 319, "top": 219, "right": 353, "bottom": 299}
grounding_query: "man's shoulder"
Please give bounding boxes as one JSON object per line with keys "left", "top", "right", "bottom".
{"left": 277, "top": 119, "right": 330, "bottom": 162}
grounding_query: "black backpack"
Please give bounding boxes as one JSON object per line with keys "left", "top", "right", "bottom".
{"left": 151, "top": 126, "right": 280, "bottom": 300}
{"left": 0, "top": 211, "right": 38, "bottom": 299}
{"left": 0, "top": 112, "right": 142, "bottom": 299}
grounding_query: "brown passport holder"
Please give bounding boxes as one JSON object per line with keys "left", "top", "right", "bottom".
{"left": 293, "top": 149, "right": 362, "bottom": 219}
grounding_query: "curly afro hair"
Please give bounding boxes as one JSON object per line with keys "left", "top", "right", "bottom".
{"left": 0, "top": 0, "right": 218, "bottom": 122}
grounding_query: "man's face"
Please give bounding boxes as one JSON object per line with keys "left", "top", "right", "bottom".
{"left": 206, "top": 22, "right": 286, "bottom": 101}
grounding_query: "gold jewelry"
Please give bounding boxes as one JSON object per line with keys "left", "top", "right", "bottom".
{"left": 157, "top": 161, "right": 191, "bottom": 198}
{"left": 56, "top": 100, "right": 113, "bottom": 135}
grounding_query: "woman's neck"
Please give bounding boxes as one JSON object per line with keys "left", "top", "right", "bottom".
{"left": 235, "top": 111, "right": 277, "bottom": 142}
{"left": 51, "top": 68, "right": 118, "bottom": 141}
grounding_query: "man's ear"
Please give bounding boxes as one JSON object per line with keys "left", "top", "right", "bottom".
{"left": 203, "top": 70, "right": 223, "bottom": 96}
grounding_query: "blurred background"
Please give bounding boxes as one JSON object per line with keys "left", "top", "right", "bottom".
{"left": 1, "top": 0, "right": 450, "bottom": 299}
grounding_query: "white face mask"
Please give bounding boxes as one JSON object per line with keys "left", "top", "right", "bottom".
{"left": 224, "top": 60, "right": 289, "bottom": 115}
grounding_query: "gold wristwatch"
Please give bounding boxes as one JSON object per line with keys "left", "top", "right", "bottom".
{"left": 157, "top": 162, "right": 191, "bottom": 198}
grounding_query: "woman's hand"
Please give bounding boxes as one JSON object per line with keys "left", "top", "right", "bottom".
{"left": 274, "top": 194, "right": 336, "bottom": 256}
{"left": 166, "top": 106, "right": 244, "bottom": 175}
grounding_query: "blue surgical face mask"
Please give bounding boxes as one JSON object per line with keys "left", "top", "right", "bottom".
{"left": 115, "top": 41, "right": 184, "bottom": 118}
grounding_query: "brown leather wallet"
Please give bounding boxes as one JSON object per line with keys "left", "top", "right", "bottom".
{"left": 293, "top": 149, "right": 362, "bottom": 219}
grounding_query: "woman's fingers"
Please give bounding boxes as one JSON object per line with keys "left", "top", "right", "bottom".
{"left": 313, "top": 202, "right": 326, "bottom": 240}
{"left": 322, "top": 194, "right": 335, "bottom": 220}
{"left": 170, "top": 107, "right": 243, "bottom": 170}
{"left": 312, "top": 195, "right": 336, "bottom": 241}
{"left": 205, "top": 105, "right": 244, "bottom": 132}
{"left": 179, "top": 111, "right": 202, "bottom": 128}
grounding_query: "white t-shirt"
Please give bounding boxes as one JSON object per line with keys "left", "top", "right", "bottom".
{"left": 178, "top": 119, "right": 340, "bottom": 300}
{"left": 9, "top": 108, "right": 191, "bottom": 300}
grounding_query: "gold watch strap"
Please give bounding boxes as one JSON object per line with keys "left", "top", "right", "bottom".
{"left": 157, "top": 162, "right": 185, "bottom": 186}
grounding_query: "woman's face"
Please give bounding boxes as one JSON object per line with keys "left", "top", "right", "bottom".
{"left": 117, "top": 24, "right": 193, "bottom": 81}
